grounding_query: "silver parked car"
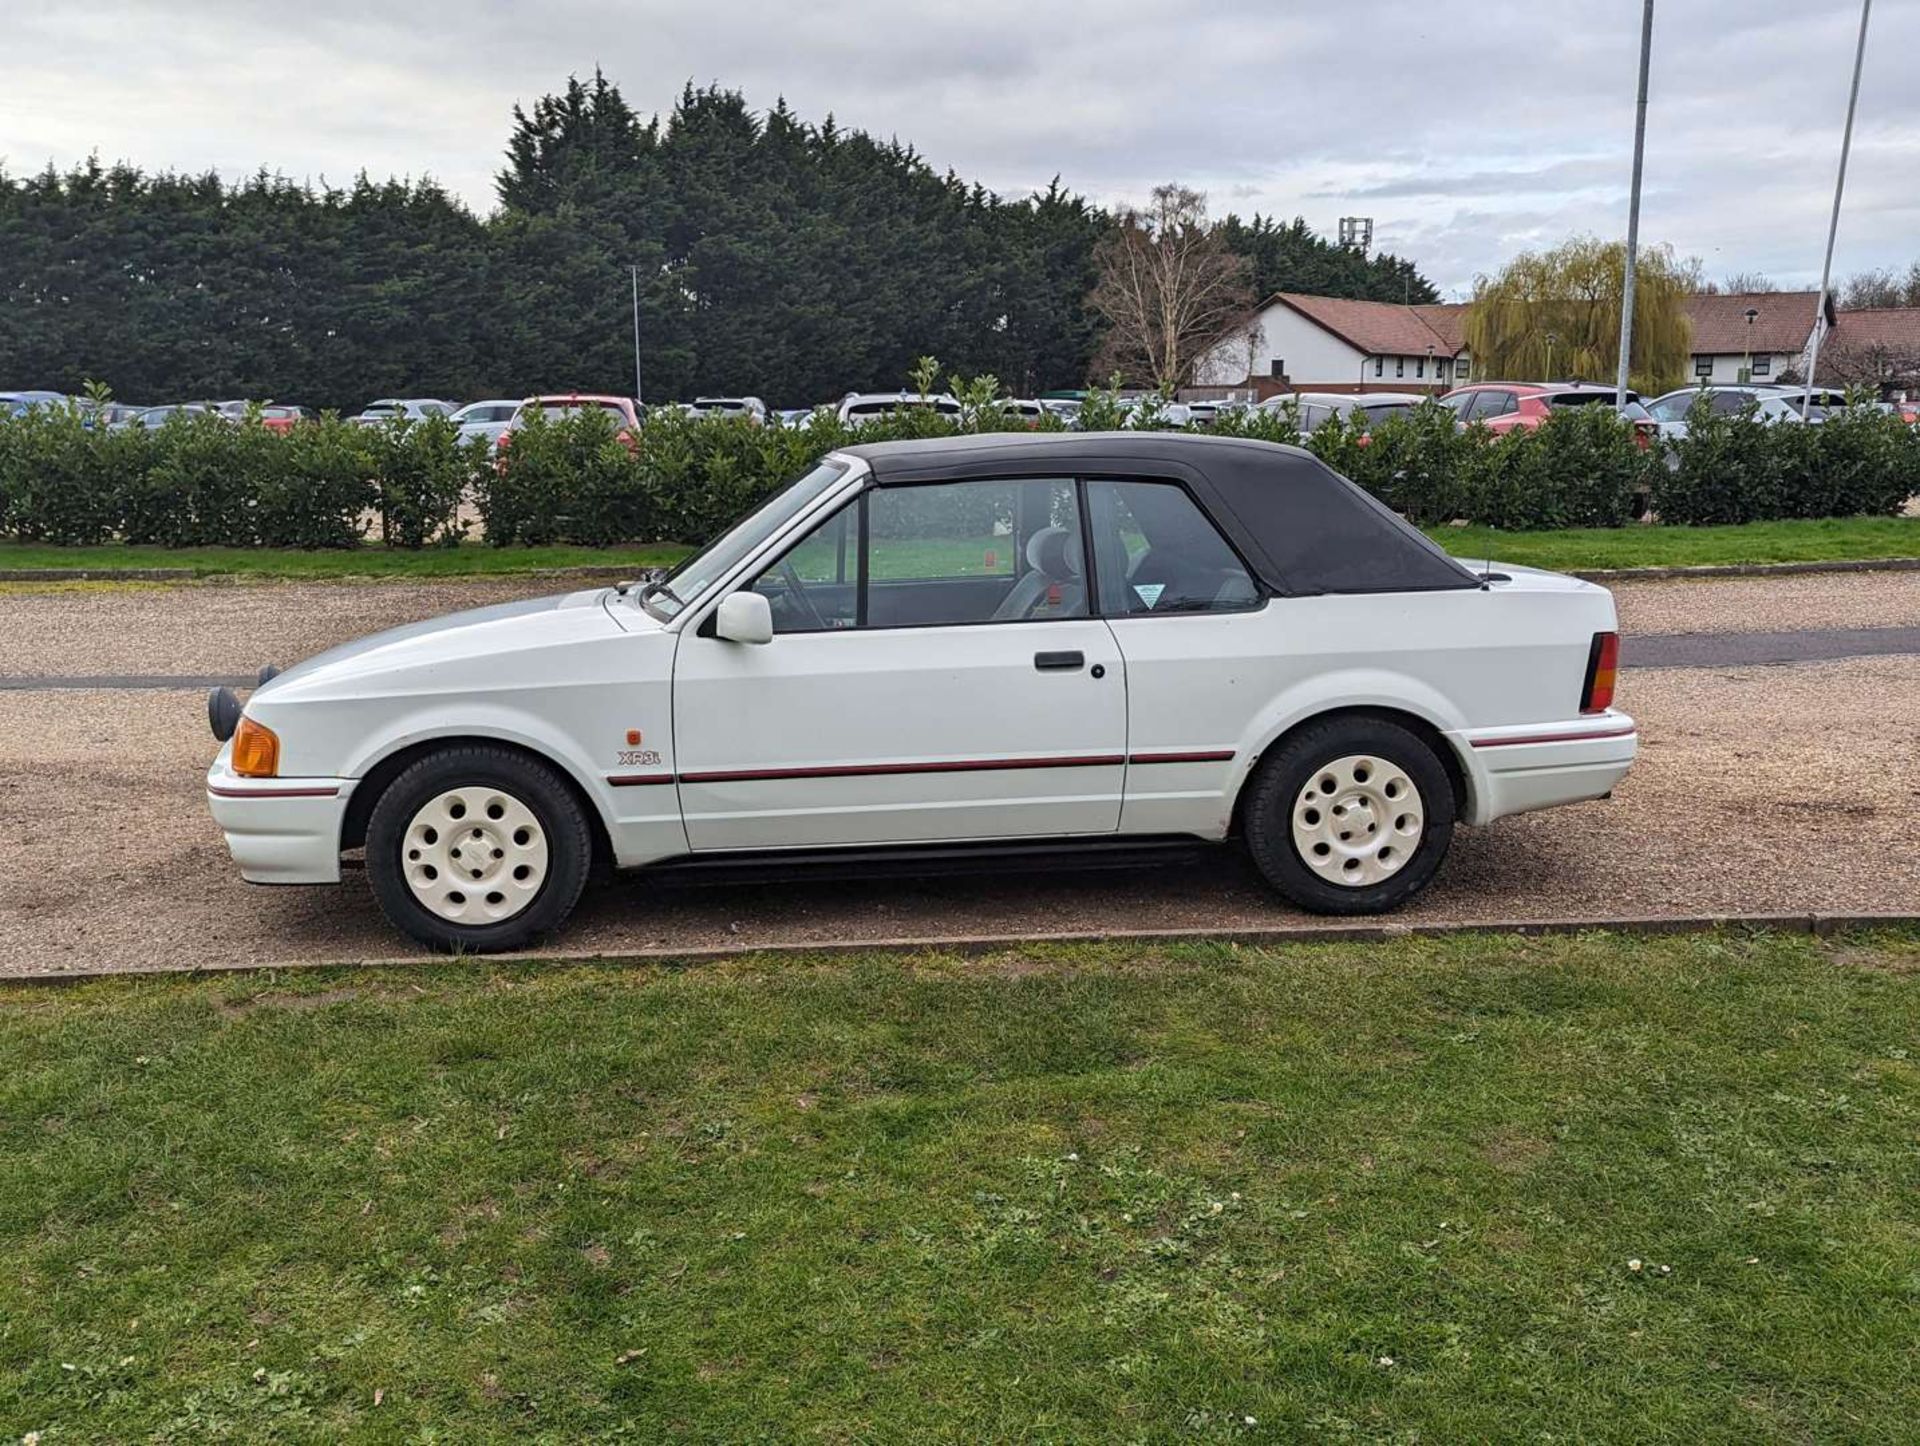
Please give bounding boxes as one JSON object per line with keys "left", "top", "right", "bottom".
{"left": 1643, "top": 385, "right": 1814, "bottom": 443}
{"left": 351, "top": 398, "right": 457, "bottom": 427}
{"left": 447, "top": 400, "right": 522, "bottom": 446}
{"left": 686, "top": 396, "right": 768, "bottom": 424}
{"left": 1260, "top": 391, "right": 1431, "bottom": 432}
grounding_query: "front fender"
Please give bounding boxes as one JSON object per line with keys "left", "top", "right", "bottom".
{"left": 341, "top": 704, "right": 622, "bottom": 838}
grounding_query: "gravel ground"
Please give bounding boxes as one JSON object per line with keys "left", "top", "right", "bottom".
{"left": 1612, "top": 569, "right": 1920, "bottom": 637}
{"left": 2, "top": 655, "right": 1915, "bottom": 976}
{"left": 0, "top": 578, "right": 563, "bottom": 679}
{"left": 3, "top": 569, "right": 1918, "bottom": 680}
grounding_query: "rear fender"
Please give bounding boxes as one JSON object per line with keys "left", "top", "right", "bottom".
{"left": 1236, "top": 670, "right": 1480, "bottom": 816}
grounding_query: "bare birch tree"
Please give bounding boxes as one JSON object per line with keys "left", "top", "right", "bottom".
{"left": 1089, "top": 185, "right": 1254, "bottom": 390}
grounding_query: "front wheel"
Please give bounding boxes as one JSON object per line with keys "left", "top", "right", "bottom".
{"left": 365, "top": 745, "right": 592, "bottom": 953}
{"left": 1242, "top": 717, "right": 1455, "bottom": 915}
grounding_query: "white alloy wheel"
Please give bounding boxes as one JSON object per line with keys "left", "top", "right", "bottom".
{"left": 401, "top": 786, "right": 549, "bottom": 923}
{"left": 1290, "top": 754, "right": 1424, "bottom": 888}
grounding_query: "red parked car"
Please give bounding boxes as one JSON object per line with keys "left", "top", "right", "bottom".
{"left": 257, "top": 405, "right": 314, "bottom": 435}
{"left": 1439, "top": 382, "right": 1659, "bottom": 449}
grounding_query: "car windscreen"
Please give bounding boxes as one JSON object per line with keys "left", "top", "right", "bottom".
{"left": 641, "top": 459, "right": 851, "bottom": 622}
{"left": 537, "top": 403, "right": 627, "bottom": 420}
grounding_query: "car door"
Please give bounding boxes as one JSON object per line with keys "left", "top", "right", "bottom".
{"left": 1082, "top": 478, "right": 1269, "bottom": 839}
{"left": 671, "top": 475, "right": 1127, "bottom": 851}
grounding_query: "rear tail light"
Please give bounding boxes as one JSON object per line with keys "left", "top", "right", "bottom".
{"left": 1581, "top": 631, "right": 1619, "bottom": 714}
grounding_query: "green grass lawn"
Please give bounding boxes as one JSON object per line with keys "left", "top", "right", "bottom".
{"left": 3, "top": 929, "right": 1916, "bottom": 1441}
{"left": 3, "top": 514, "right": 1917, "bottom": 581}
{"left": 1437, "top": 515, "right": 1920, "bottom": 571}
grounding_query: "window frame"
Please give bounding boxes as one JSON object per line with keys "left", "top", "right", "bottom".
{"left": 1694, "top": 355, "right": 1714, "bottom": 378}
{"left": 1750, "top": 354, "right": 1771, "bottom": 377}
{"left": 724, "top": 472, "right": 1270, "bottom": 635}
{"left": 1080, "top": 475, "right": 1267, "bottom": 622}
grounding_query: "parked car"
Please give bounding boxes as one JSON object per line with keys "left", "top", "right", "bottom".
{"left": 1440, "top": 382, "right": 1658, "bottom": 449}
{"left": 1115, "top": 396, "right": 1193, "bottom": 428}
{"left": 497, "top": 394, "right": 643, "bottom": 460}
{"left": 351, "top": 398, "right": 457, "bottom": 426}
{"left": 686, "top": 396, "right": 768, "bottom": 424}
{"left": 1643, "top": 385, "right": 1809, "bottom": 442}
{"left": 256, "top": 405, "right": 315, "bottom": 434}
{"left": 1260, "top": 391, "right": 1430, "bottom": 432}
{"left": 129, "top": 404, "right": 216, "bottom": 427}
{"left": 204, "top": 432, "right": 1635, "bottom": 953}
{"left": 1, "top": 390, "right": 68, "bottom": 418}
{"left": 94, "top": 402, "right": 148, "bottom": 429}
{"left": 448, "top": 399, "right": 521, "bottom": 446}
{"left": 837, "top": 391, "right": 963, "bottom": 425}
{"left": 997, "top": 399, "right": 1051, "bottom": 428}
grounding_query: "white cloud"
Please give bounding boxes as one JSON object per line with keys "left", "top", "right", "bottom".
{"left": 7, "top": 0, "right": 1918, "bottom": 293}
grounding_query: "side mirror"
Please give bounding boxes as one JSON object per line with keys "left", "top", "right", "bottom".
{"left": 714, "top": 590, "right": 774, "bottom": 645}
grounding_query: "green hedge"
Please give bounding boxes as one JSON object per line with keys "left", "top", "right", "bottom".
{"left": 1, "top": 391, "right": 1914, "bottom": 551}
{"left": 0, "top": 405, "right": 475, "bottom": 549}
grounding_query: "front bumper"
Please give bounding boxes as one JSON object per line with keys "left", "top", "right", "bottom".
{"left": 1454, "top": 713, "right": 1638, "bottom": 825}
{"left": 206, "top": 745, "right": 353, "bottom": 884}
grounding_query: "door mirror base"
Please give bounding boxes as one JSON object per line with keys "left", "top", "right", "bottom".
{"left": 714, "top": 591, "right": 774, "bottom": 645}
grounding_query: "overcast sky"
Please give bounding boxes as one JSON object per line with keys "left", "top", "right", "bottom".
{"left": 8, "top": 0, "right": 1918, "bottom": 297}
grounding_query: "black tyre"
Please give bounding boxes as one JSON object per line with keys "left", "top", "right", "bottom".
{"left": 365, "top": 745, "right": 592, "bottom": 953}
{"left": 1242, "top": 715, "right": 1455, "bottom": 915}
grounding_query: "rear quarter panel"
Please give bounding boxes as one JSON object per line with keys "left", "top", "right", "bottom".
{"left": 1115, "top": 579, "right": 1618, "bottom": 835}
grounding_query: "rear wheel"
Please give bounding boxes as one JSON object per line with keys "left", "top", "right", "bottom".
{"left": 1243, "top": 716, "right": 1455, "bottom": 915}
{"left": 366, "top": 746, "right": 591, "bottom": 953}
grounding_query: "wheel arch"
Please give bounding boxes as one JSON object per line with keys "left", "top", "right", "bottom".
{"left": 340, "top": 735, "right": 616, "bottom": 879}
{"left": 1228, "top": 704, "right": 1471, "bottom": 840}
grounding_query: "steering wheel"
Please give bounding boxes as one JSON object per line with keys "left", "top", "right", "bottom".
{"left": 776, "top": 558, "right": 828, "bottom": 630}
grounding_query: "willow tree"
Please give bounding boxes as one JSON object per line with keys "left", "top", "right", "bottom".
{"left": 1463, "top": 236, "right": 1691, "bottom": 393}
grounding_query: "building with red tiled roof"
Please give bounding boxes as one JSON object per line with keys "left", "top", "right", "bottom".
{"left": 1189, "top": 287, "right": 1919, "bottom": 399}
{"left": 1191, "top": 292, "right": 1470, "bottom": 399}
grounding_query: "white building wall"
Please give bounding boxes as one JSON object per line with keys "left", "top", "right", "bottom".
{"left": 1193, "top": 301, "right": 1467, "bottom": 391}
{"left": 1689, "top": 351, "right": 1801, "bottom": 384}
{"left": 1193, "top": 303, "right": 1367, "bottom": 387}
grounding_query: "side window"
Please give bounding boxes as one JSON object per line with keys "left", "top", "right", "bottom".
{"left": 1480, "top": 390, "right": 1517, "bottom": 420}
{"left": 1087, "top": 480, "right": 1258, "bottom": 617}
{"left": 748, "top": 500, "right": 859, "bottom": 633}
{"left": 867, "top": 478, "right": 1083, "bottom": 628}
{"left": 1708, "top": 390, "right": 1750, "bottom": 416}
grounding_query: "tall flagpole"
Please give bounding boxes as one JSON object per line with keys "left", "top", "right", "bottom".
{"left": 1615, "top": 0, "right": 1655, "bottom": 407}
{"left": 1803, "top": 0, "right": 1873, "bottom": 413}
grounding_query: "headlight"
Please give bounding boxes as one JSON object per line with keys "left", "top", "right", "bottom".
{"left": 231, "top": 717, "right": 281, "bottom": 778}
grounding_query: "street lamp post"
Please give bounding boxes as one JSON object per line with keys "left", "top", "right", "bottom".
{"left": 1803, "top": 0, "right": 1874, "bottom": 415}
{"left": 1425, "top": 343, "right": 1435, "bottom": 393}
{"left": 1743, "top": 307, "right": 1758, "bottom": 382}
{"left": 1545, "top": 331, "right": 1559, "bottom": 382}
{"left": 630, "top": 265, "right": 644, "bottom": 406}
{"left": 1616, "top": 0, "right": 1656, "bottom": 407}
{"left": 1358, "top": 355, "right": 1368, "bottom": 395}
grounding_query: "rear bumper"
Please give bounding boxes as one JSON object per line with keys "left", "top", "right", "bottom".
{"left": 1453, "top": 714, "right": 1637, "bottom": 825}
{"left": 206, "top": 748, "right": 352, "bottom": 884}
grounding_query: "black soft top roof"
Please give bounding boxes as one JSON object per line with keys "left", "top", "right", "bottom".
{"left": 839, "top": 432, "right": 1477, "bottom": 596}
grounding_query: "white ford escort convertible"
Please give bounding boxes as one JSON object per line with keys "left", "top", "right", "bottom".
{"left": 206, "top": 434, "right": 1636, "bottom": 952}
